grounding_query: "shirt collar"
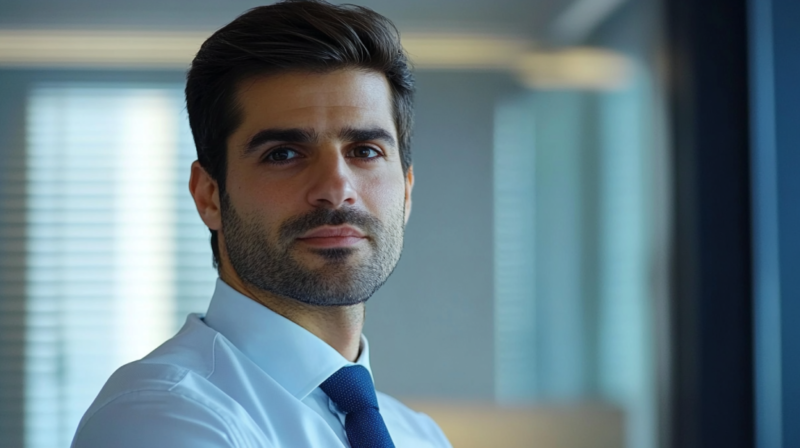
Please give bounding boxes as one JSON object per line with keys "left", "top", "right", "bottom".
{"left": 203, "top": 278, "right": 373, "bottom": 401}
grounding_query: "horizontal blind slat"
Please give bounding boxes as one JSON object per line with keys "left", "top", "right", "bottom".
{"left": 19, "top": 84, "right": 217, "bottom": 448}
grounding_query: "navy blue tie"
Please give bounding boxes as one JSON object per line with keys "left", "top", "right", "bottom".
{"left": 320, "top": 365, "right": 395, "bottom": 448}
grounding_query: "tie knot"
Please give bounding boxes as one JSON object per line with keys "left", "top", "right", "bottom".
{"left": 319, "top": 365, "right": 378, "bottom": 414}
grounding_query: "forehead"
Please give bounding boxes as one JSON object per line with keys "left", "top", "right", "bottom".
{"left": 232, "top": 69, "right": 395, "bottom": 141}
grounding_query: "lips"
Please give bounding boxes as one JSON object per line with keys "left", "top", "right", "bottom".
{"left": 296, "top": 226, "right": 366, "bottom": 248}
{"left": 299, "top": 226, "right": 365, "bottom": 239}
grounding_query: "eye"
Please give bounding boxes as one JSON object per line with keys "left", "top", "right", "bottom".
{"left": 349, "top": 146, "right": 382, "bottom": 159}
{"left": 264, "top": 147, "right": 300, "bottom": 163}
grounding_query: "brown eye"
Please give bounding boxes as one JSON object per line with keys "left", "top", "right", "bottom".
{"left": 350, "top": 146, "right": 380, "bottom": 159}
{"left": 265, "top": 148, "right": 299, "bottom": 163}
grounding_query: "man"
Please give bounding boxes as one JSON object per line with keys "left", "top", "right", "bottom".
{"left": 70, "top": 1, "right": 452, "bottom": 447}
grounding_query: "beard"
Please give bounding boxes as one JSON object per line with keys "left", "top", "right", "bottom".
{"left": 220, "top": 192, "right": 405, "bottom": 306}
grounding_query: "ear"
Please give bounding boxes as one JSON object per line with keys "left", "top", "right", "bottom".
{"left": 189, "top": 161, "right": 222, "bottom": 231}
{"left": 404, "top": 165, "right": 414, "bottom": 224}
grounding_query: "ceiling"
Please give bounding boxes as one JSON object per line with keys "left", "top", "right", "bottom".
{"left": 0, "top": 0, "right": 570, "bottom": 42}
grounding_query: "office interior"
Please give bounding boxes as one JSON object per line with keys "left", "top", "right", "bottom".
{"left": 0, "top": 0, "right": 796, "bottom": 447}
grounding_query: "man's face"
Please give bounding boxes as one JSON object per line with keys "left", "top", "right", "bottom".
{"left": 215, "top": 69, "right": 412, "bottom": 306}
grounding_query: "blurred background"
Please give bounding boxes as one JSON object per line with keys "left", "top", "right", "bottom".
{"left": 0, "top": 0, "right": 797, "bottom": 447}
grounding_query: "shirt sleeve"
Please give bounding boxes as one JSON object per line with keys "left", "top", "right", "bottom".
{"left": 71, "top": 390, "right": 262, "bottom": 448}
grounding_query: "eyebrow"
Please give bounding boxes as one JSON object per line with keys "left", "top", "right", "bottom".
{"left": 243, "top": 128, "right": 318, "bottom": 155}
{"left": 242, "top": 126, "right": 397, "bottom": 156}
{"left": 339, "top": 127, "right": 397, "bottom": 148}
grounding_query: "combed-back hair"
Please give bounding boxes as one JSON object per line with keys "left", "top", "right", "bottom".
{"left": 185, "top": 0, "right": 415, "bottom": 268}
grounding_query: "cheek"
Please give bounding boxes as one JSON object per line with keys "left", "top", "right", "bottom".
{"left": 360, "top": 175, "right": 407, "bottom": 216}
{"left": 228, "top": 166, "right": 290, "bottom": 207}
{"left": 226, "top": 176, "right": 296, "bottom": 230}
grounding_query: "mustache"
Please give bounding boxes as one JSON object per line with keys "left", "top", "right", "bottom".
{"left": 278, "top": 207, "right": 383, "bottom": 241}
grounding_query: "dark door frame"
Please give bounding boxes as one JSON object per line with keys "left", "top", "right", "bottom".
{"left": 665, "top": 0, "right": 754, "bottom": 446}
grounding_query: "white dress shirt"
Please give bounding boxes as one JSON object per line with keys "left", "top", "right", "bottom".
{"left": 71, "top": 279, "right": 452, "bottom": 448}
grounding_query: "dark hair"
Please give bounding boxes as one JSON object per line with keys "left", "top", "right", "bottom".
{"left": 185, "top": 0, "right": 415, "bottom": 269}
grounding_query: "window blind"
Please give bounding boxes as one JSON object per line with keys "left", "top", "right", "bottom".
{"left": 24, "top": 85, "right": 216, "bottom": 448}
{"left": 493, "top": 95, "right": 537, "bottom": 402}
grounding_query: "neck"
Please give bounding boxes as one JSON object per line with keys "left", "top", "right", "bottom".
{"left": 219, "top": 266, "right": 365, "bottom": 362}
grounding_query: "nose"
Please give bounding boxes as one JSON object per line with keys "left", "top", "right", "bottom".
{"left": 306, "top": 151, "right": 358, "bottom": 209}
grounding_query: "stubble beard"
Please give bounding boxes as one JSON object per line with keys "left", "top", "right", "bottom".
{"left": 220, "top": 192, "right": 405, "bottom": 306}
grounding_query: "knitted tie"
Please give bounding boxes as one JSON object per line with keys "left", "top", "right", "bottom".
{"left": 319, "top": 365, "right": 395, "bottom": 448}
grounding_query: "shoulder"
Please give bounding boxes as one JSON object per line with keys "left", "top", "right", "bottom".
{"left": 377, "top": 392, "right": 453, "bottom": 448}
{"left": 82, "top": 317, "right": 220, "bottom": 420}
{"left": 72, "top": 318, "right": 271, "bottom": 448}
{"left": 71, "top": 385, "right": 248, "bottom": 448}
